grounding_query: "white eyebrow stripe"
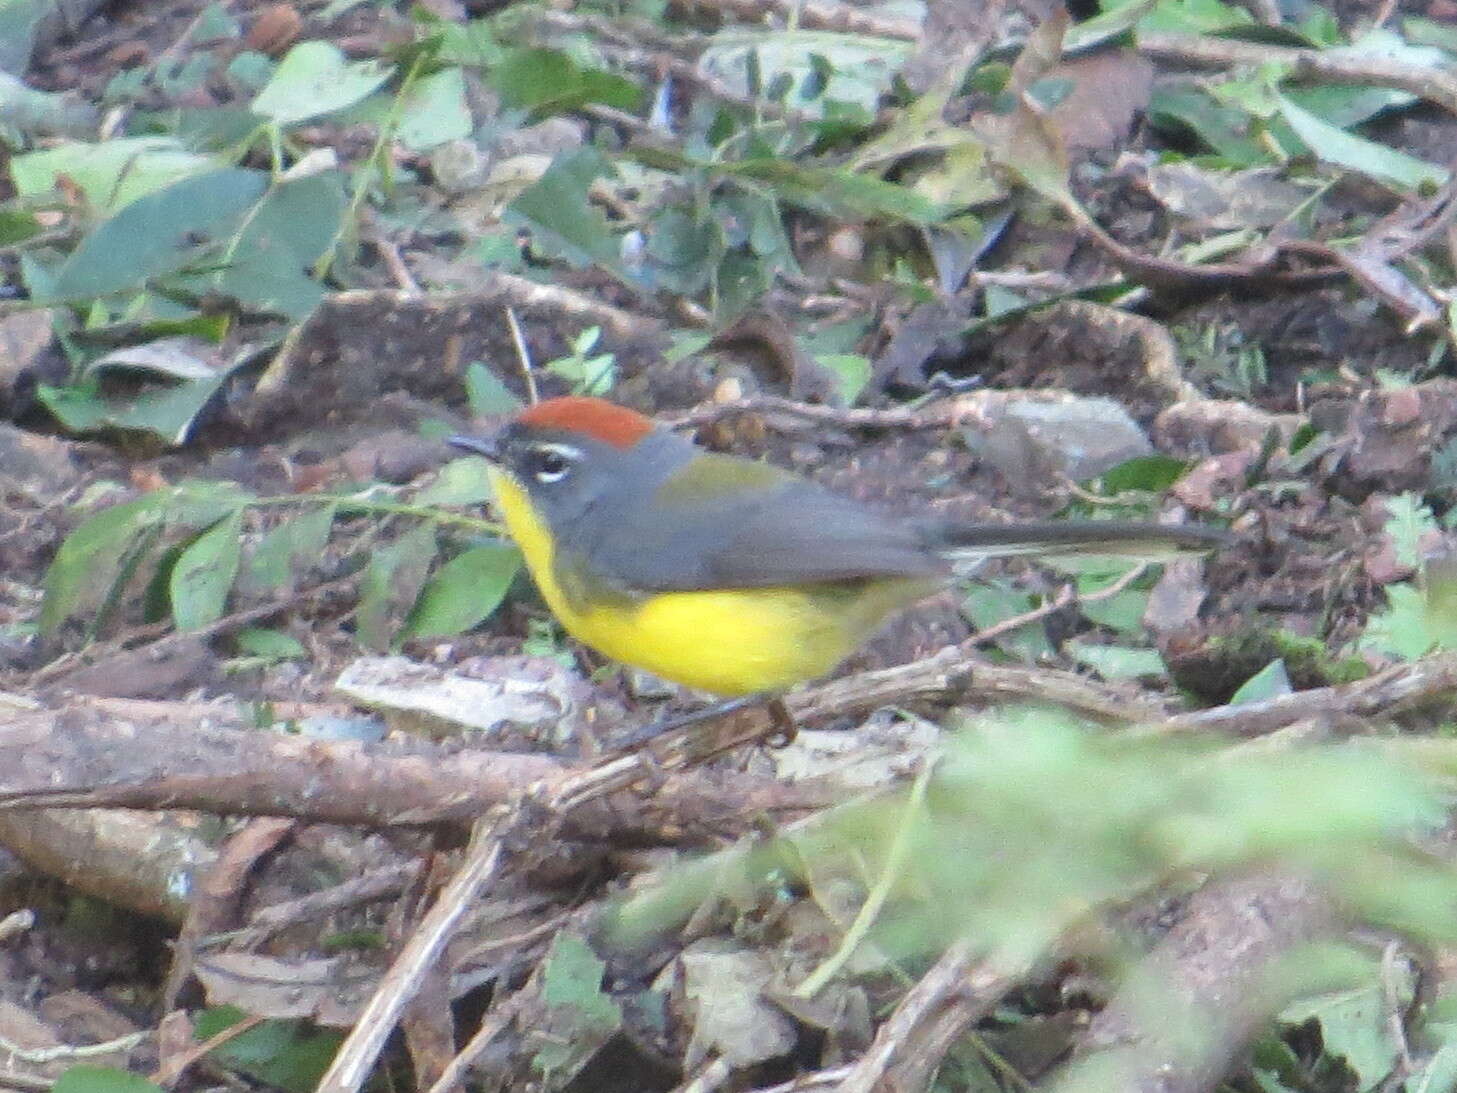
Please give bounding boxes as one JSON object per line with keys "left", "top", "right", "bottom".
{"left": 528, "top": 442, "right": 584, "bottom": 461}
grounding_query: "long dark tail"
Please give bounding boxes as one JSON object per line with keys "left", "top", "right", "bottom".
{"left": 923, "top": 519, "right": 1232, "bottom": 562}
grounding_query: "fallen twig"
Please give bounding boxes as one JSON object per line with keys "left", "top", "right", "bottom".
{"left": 833, "top": 939, "right": 1023, "bottom": 1093}
{"left": 1157, "top": 650, "right": 1457, "bottom": 736}
{"left": 1049, "top": 872, "right": 1333, "bottom": 1093}
{"left": 424, "top": 987, "right": 531, "bottom": 1093}
{"left": 968, "top": 563, "right": 1149, "bottom": 650}
{"left": 152, "top": 1013, "right": 266, "bottom": 1089}
{"left": 211, "top": 862, "right": 426, "bottom": 951}
{"left": 315, "top": 822, "right": 508, "bottom": 1093}
{"left": 319, "top": 694, "right": 804, "bottom": 1093}
{"left": 0, "top": 1031, "right": 151, "bottom": 1066}
{"left": 669, "top": 393, "right": 978, "bottom": 433}
{"left": 31, "top": 573, "right": 359, "bottom": 687}
{"left": 672, "top": 0, "right": 920, "bottom": 40}
{"left": 0, "top": 697, "right": 827, "bottom": 837}
{"left": 1138, "top": 32, "right": 1457, "bottom": 115}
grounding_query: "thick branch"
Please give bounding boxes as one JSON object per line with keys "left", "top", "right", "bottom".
{"left": 0, "top": 698, "right": 827, "bottom": 841}
{"left": 1046, "top": 873, "right": 1334, "bottom": 1093}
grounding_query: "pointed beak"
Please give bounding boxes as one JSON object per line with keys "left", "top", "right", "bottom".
{"left": 447, "top": 433, "right": 502, "bottom": 462}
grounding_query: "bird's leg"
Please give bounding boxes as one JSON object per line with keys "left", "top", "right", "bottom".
{"left": 764, "top": 697, "right": 798, "bottom": 747}
{"left": 611, "top": 692, "right": 791, "bottom": 758}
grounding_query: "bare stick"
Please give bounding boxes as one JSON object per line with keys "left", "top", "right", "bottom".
{"left": 1139, "top": 32, "right": 1457, "bottom": 114}
{"left": 1157, "top": 650, "right": 1457, "bottom": 737}
{"left": 424, "top": 990, "right": 530, "bottom": 1093}
{"left": 669, "top": 394, "right": 978, "bottom": 433}
{"left": 673, "top": 0, "right": 919, "bottom": 40}
{"left": 1049, "top": 872, "right": 1333, "bottom": 1093}
{"left": 32, "top": 573, "right": 358, "bottom": 686}
{"left": 503, "top": 306, "right": 539, "bottom": 406}
{"left": 966, "top": 567, "right": 1152, "bottom": 652}
{"left": 314, "top": 820, "right": 507, "bottom": 1093}
{"left": 153, "top": 1013, "right": 266, "bottom": 1087}
{"left": 216, "top": 862, "right": 425, "bottom": 950}
{"left": 836, "top": 940, "right": 1023, "bottom": 1093}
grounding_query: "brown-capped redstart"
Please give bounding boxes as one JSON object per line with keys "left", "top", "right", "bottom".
{"left": 448, "top": 397, "right": 1226, "bottom": 697}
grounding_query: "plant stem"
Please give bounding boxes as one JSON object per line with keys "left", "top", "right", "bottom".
{"left": 314, "top": 51, "right": 429, "bottom": 281}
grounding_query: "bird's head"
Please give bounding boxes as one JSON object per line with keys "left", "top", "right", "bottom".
{"left": 448, "top": 396, "right": 685, "bottom": 531}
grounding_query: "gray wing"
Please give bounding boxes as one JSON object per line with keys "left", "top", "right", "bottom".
{"left": 584, "top": 454, "right": 948, "bottom": 593}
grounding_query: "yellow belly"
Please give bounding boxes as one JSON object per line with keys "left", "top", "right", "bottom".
{"left": 488, "top": 468, "right": 928, "bottom": 695}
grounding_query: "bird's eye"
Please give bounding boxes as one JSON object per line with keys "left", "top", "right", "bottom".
{"left": 529, "top": 445, "right": 575, "bottom": 483}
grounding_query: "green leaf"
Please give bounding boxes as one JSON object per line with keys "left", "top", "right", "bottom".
{"left": 1068, "top": 641, "right": 1165, "bottom": 679}
{"left": 611, "top": 707, "right": 1456, "bottom": 970}
{"left": 193, "top": 2, "right": 240, "bottom": 42}
{"left": 234, "top": 627, "right": 307, "bottom": 660}
{"left": 1062, "top": 0, "right": 1156, "bottom": 51}
{"left": 433, "top": 16, "right": 505, "bottom": 66}
{"left": 506, "top": 147, "right": 625, "bottom": 275}
{"left": 1074, "top": 566, "right": 1150, "bottom": 634}
{"left": 1135, "top": 0, "right": 1253, "bottom": 33}
{"left": 1277, "top": 94, "right": 1449, "bottom": 192}
{"left": 47, "top": 168, "right": 268, "bottom": 301}
{"left": 973, "top": 102, "right": 1075, "bottom": 208}
{"left": 356, "top": 523, "right": 437, "bottom": 651}
{"left": 39, "top": 337, "right": 273, "bottom": 446}
{"left": 541, "top": 934, "right": 621, "bottom": 1028}
{"left": 1409, "top": 1040, "right": 1457, "bottom": 1093}
{"left": 1405, "top": 16, "right": 1457, "bottom": 54}
{"left": 0, "top": 0, "right": 45, "bottom": 74}
{"left": 10, "top": 137, "right": 217, "bottom": 215}
{"left": 1384, "top": 492, "right": 1436, "bottom": 570}
{"left": 1361, "top": 583, "right": 1434, "bottom": 660}
{"left": 726, "top": 159, "right": 946, "bottom": 225}
{"left": 193, "top": 1007, "right": 340, "bottom": 1093}
{"left": 171, "top": 509, "right": 244, "bottom": 630}
{"left": 0, "top": 208, "right": 42, "bottom": 246}
{"left": 415, "top": 458, "right": 495, "bottom": 507}
{"left": 1284, "top": 84, "right": 1416, "bottom": 130}
{"left": 403, "top": 542, "right": 522, "bottom": 640}
{"left": 211, "top": 172, "right": 347, "bottom": 319}
{"left": 227, "top": 50, "right": 276, "bottom": 92}
{"left": 465, "top": 361, "right": 522, "bottom": 417}
{"left": 1094, "top": 455, "right": 1190, "bottom": 494}
{"left": 1230, "top": 658, "right": 1292, "bottom": 705}
{"left": 697, "top": 30, "right": 910, "bottom": 119}
{"left": 251, "top": 41, "right": 393, "bottom": 126}
{"left": 962, "top": 580, "right": 1051, "bottom": 662}
{"left": 1280, "top": 975, "right": 1413, "bottom": 1090}
{"left": 644, "top": 205, "right": 722, "bottom": 295}
{"left": 241, "top": 503, "right": 338, "bottom": 594}
{"left": 40, "top": 377, "right": 213, "bottom": 447}
{"left": 816, "top": 353, "right": 871, "bottom": 405}
{"left": 545, "top": 346, "right": 616, "bottom": 397}
{"left": 1423, "top": 557, "right": 1457, "bottom": 653}
{"left": 489, "top": 47, "right": 642, "bottom": 115}
{"left": 1146, "top": 87, "right": 1268, "bottom": 165}
{"left": 168, "top": 480, "right": 259, "bottom": 528}
{"left": 53, "top": 1067, "right": 163, "bottom": 1093}
{"left": 0, "top": 69, "right": 95, "bottom": 136}
{"left": 40, "top": 493, "right": 169, "bottom": 635}
{"left": 397, "top": 66, "right": 472, "bottom": 150}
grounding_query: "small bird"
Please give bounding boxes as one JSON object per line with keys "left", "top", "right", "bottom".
{"left": 449, "top": 397, "right": 1226, "bottom": 698}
